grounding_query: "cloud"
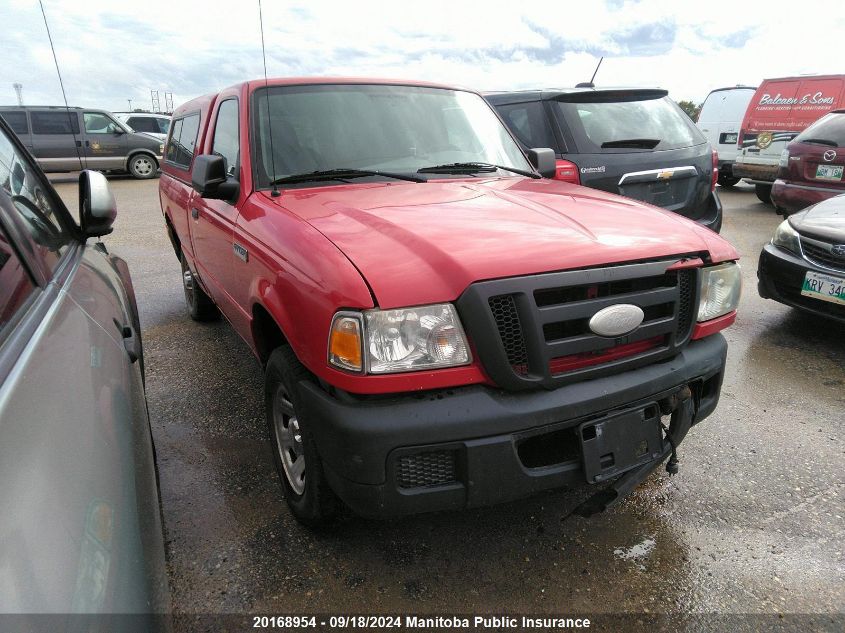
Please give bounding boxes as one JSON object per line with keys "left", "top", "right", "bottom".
{"left": 0, "top": 0, "right": 842, "bottom": 112}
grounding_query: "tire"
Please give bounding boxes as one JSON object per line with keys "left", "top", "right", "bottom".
{"left": 128, "top": 153, "right": 158, "bottom": 179}
{"left": 755, "top": 183, "right": 773, "bottom": 205}
{"left": 718, "top": 174, "right": 740, "bottom": 188}
{"left": 180, "top": 253, "right": 218, "bottom": 321}
{"left": 265, "top": 346, "right": 339, "bottom": 526}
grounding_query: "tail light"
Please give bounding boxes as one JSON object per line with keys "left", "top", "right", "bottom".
{"left": 554, "top": 159, "right": 580, "bottom": 185}
{"left": 737, "top": 129, "right": 744, "bottom": 149}
{"left": 711, "top": 148, "right": 718, "bottom": 191}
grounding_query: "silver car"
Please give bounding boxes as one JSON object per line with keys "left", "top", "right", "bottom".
{"left": 0, "top": 116, "right": 168, "bottom": 619}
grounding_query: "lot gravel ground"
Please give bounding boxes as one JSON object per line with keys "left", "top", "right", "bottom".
{"left": 53, "top": 177, "right": 845, "bottom": 628}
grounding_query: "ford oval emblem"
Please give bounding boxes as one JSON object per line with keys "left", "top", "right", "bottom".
{"left": 589, "top": 304, "right": 645, "bottom": 337}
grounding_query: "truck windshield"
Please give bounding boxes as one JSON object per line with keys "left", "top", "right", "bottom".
{"left": 252, "top": 84, "right": 531, "bottom": 188}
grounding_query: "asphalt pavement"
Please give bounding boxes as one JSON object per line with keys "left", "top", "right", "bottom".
{"left": 53, "top": 178, "right": 845, "bottom": 624}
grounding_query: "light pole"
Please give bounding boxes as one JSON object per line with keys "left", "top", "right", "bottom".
{"left": 128, "top": 99, "right": 132, "bottom": 111}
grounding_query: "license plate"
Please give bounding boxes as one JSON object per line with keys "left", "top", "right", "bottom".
{"left": 815, "top": 164, "right": 844, "bottom": 181}
{"left": 801, "top": 270, "right": 845, "bottom": 306}
{"left": 579, "top": 406, "right": 663, "bottom": 483}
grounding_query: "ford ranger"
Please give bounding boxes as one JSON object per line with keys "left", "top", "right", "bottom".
{"left": 159, "top": 78, "right": 741, "bottom": 526}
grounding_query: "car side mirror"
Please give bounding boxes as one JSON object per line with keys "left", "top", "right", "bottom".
{"left": 79, "top": 170, "right": 117, "bottom": 238}
{"left": 192, "top": 154, "right": 239, "bottom": 202}
{"left": 526, "top": 148, "right": 556, "bottom": 178}
{"left": 114, "top": 127, "right": 125, "bottom": 135}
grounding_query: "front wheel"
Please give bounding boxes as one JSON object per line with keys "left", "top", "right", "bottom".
{"left": 265, "top": 346, "right": 339, "bottom": 526}
{"left": 128, "top": 154, "right": 158, "bottom": 179}
{"left": 755, "top": 183, "right": 773, "bottom": 205}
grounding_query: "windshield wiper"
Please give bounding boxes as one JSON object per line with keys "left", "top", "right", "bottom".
{"left": 271, "top": 168, "right": 425, "bottom": 186}
{"left": 417, "top": 162, "right": 540, "bottom": 178}
{"left": 800, "top": 137, "right": 838, "bottom": 147}
{"left": 600, "top": 138, "right": 661, "bottom": 149}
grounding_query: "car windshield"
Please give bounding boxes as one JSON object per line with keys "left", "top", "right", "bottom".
{"left": 555, "top": 95, "right": 703, "bottom": 153}
{"left": 156, "top": 117, "right": 171, "bottom": 134}
{"left": 252, "top": 84, "right": 531, "bottom": 187}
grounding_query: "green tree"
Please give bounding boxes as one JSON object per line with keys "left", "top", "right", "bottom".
{"left": 676, "top": 100, "right": 703, "bottom": 122}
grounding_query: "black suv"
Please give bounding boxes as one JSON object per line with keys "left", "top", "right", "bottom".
{"left": 486, "top": 87, "right": 723, "bottom": 232}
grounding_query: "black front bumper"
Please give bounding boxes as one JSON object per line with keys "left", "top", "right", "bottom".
{"left": 758, "top": 243, "right": 845, "bottom": 323}
{"left": 298, "top": 335, "right": 728, "bottom": 517}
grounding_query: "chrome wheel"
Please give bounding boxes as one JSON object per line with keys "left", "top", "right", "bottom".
{"left": 131, "top": 156, "right": 155, "bottom": 178}
{"left": 273, "top": 385, "right": 306, "bottom": 495}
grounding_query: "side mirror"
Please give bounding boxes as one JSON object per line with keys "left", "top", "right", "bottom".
{"left": 79, "top": 170, "right": 116, "bottom": 238}
{"left": 526, "top": 148, "right": 556, "bottom": 178}
{"left": 113, "top": 127, "right": 125, "bottom": 135}
{"left": 192, "top": 154, "right": 239, "bottom": 202}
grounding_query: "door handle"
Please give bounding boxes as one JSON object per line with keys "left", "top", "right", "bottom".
{"left": 120, "top": 325, "right": 141, "bottom": 364}
{"left": 191, "top": 207, "right": 200, "bottom": 220}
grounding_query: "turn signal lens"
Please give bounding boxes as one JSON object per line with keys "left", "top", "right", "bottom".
{"left": 328, "top": 314, "right": 363, "bottom": 372}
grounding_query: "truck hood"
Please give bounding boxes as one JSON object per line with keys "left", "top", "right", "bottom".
{"left": 276, "top": 178, "right": 728, "bottom": 308}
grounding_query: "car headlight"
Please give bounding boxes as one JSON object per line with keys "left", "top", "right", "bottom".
{"left": 772, "top": 219, "right": 800, "bottom": 255}
{"left": 698, "top": 262, "right": 742, "bottom": 322}
{"left": 778, "top": 149, "right": 790, "bottom": 168}
{"left": 328, "top": 304, "right": 471, "bottom": 374}
{"left": 159, "top": 143, "right": 165, "bottom": 154}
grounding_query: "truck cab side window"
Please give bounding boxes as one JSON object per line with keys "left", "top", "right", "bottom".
{"left": 165, "top": 113, "right": 200, "bottom": 168}
{"left": 212, "top": 100, "right": 239, "bottom": 177}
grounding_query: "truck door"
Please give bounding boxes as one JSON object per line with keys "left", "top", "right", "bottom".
{"left": 82, "top": 111, "right": 128, "bottom": 170}
{"left": 190, "top": 97, "right": 242, "bottom": 321}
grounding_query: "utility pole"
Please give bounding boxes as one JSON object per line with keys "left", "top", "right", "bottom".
{"left": 151, "top": 89, "right": 160, "bottom": 113}
{"left": 13, "top": 83, "right": 23, "bottom": 106}
{"left": 164, "top": 92, "right": 173, "bottom": 114}
{"left": 128, "top": 98, "right": 133, "bottom": 111}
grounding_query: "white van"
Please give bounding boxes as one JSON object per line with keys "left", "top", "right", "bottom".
{"left": 697, "top": 86, "right": 756, "bottom": 187}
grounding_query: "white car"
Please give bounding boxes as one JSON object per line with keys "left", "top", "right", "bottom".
{"left": 114, "top": 111, "right": 171, "bottom": 141}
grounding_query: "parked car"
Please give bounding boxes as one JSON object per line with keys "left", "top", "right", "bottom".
{"left": 485, "top": 87, "right": 723, "bottom": 232}
{"left": 696, "top": 85, "right": 756, "bottom": 188}
{"left": 733, "top": 75, "right": 845, "bottom": 204}
{"left": 0, "top": 116, "right": 169, "bottom": 615}
{"left": 0, "top": 105, "right": 164, "bottom": 179}
{"left": 759, "top": 194, "right": 845, "bottom": 322}
{"left": 160, "top": 78, "right": 740, "bottom": 526}
{"left": 771, "top": 110, "right": 845, "bottom": 215}
{"left": 114, "top": 112, "right": 171, "bottom": 142}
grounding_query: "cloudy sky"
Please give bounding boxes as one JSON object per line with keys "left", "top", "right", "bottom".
{"left": 1, "top": 0, "right": 842, "bottom": 112}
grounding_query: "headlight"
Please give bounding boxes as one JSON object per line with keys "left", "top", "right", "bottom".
{"left": 772, "top": 219, "right": 800, "bottom": 255}
{"left": 328, "top": 304, "right": 471, "bottom": 374}
{"left": 778, "top": 149, "right": 790, "bottom": 168}
{"left": 159, "top": 143, "right": 165, "bottom": 154}
{"left": 698, "top": 262, "right": 742, "bottom": 322}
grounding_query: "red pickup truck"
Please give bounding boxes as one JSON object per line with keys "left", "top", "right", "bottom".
{"left": 159, "top": 78, "right": 741, "bottom": 526}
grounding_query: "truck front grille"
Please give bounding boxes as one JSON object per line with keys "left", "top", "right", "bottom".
{"left": 488, "top": 294, "right": 529, "bottom": 375}
{"left": 457, "top": 259, "right": 700, "bottom": 391}
{"left": 801, "top": 236, "right": 845, "bottom": 273}
{"left": 396, "top": 450, "right": 458, "bottom": 489}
